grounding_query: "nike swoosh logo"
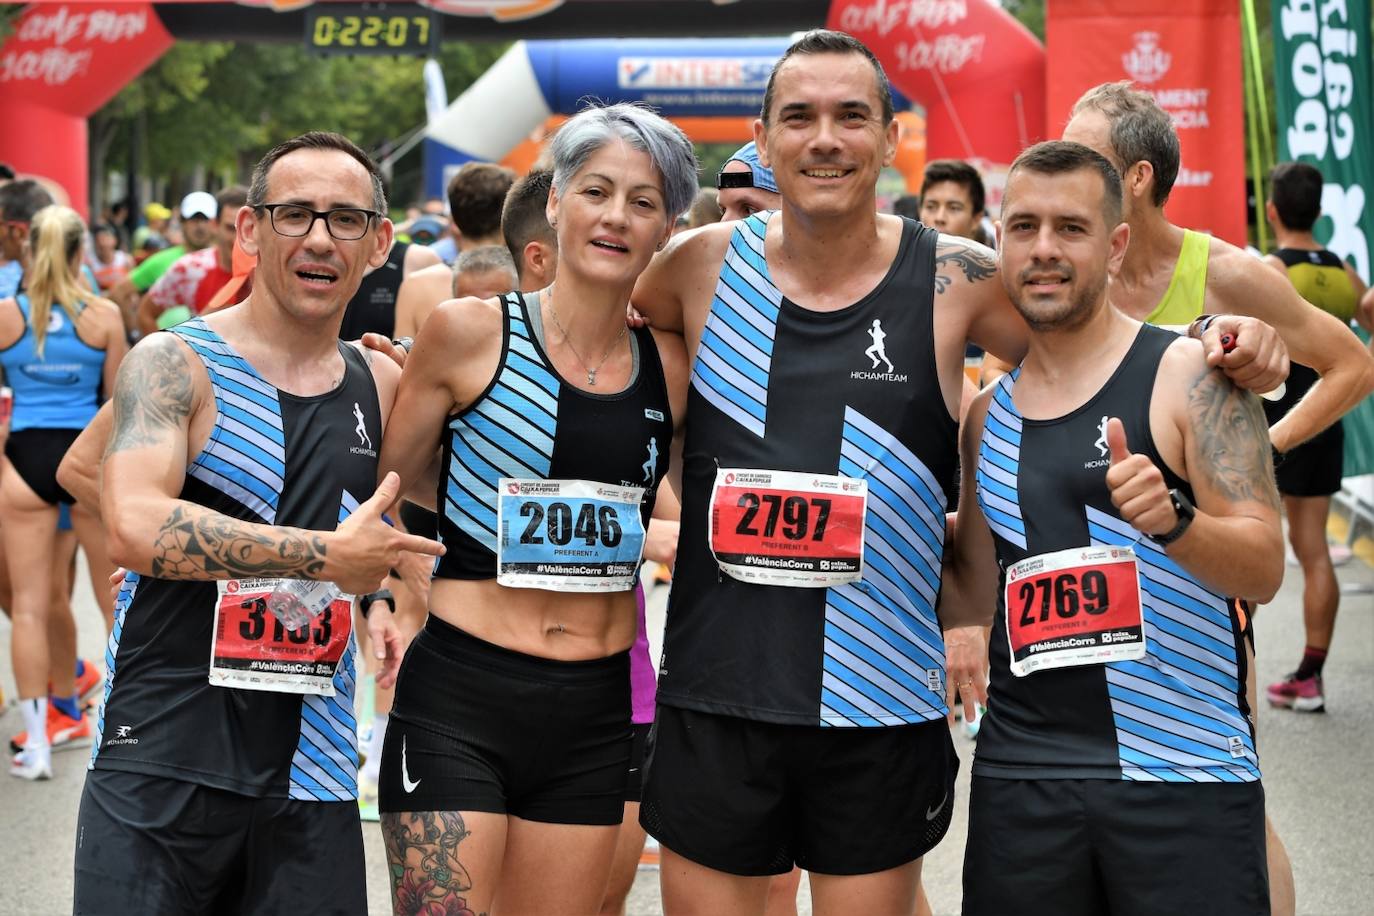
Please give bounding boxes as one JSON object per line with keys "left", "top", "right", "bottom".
{"left": 925, "top": 789, "right": 948, "bottom": 821}
{"left": 401, "top": 735, "right": 421, "bottom": 794}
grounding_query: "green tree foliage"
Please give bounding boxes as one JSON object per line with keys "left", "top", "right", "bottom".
{"left": 95, "top": 40, "right": 507, "bottom": 203}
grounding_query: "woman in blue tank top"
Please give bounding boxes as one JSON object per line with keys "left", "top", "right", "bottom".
{"left": 0, "top": 205, "right": 127, "bottom": 781}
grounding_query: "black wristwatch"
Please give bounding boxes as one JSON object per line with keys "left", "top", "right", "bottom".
{"left": 1149, "top": 489, "right": 1195, "bottom": 546}
{"left": 360, "top": 589, "right": 395, "bottom": 617}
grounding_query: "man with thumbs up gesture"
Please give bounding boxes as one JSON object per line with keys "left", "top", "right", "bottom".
{"left": 942, "top": 141, "right": 1282, "bottom": 916}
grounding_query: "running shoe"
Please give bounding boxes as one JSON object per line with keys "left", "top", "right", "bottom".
{"left": 8, "top": 704, "right": 93, "bottom": 753}
{"left": 9, "top": 747, "right": 53, "bottom": 781}
{"left": 76, "top": 660, "right": 104, "bottom": 710}
{"left": 358, "top": 774, "right": 380, "bottom": 822}
{"left": 1266, "top": 672, "right": 1325, "bottom": 712}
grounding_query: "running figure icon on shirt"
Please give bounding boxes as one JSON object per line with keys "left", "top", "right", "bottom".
{"left": 643, "top": 437, "right": 658, "bottom": 483}
{"left": 866, "top": 319, "right": 894, "bottom": 373}
{"left": 353, "top": 402, "right": 371, "bottom": 450}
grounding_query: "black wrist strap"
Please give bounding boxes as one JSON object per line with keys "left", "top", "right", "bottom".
{"left": 360, "top": 589, "right": 395, "bottom": 617}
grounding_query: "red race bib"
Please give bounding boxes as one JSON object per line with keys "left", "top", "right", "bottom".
{"left": 709, "top": 469, "right": 866, "bottom": 588}
{"left": 210, "top": 578, "right": 353, "bottom": 695}
{"left": 1004, "top": 546, "right": 1146, "bottom": 677}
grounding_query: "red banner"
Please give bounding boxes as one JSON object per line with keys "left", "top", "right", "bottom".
{"left": 1046, "top": 0, "right": 1245, "bottom": 245}
{"left": 827, "top": 0, "right": 1046, "bottom": 212}
{"left": 0, "top": 3, "right": 173, "bottom": 117}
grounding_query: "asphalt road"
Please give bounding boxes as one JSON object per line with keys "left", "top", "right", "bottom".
{"left": 1, "top": 527, "right": 1370, "bottom": 915}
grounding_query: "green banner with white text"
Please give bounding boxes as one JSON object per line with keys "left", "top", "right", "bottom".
{"left": 1272, "top": 0, "right": 1374, "bottom": 476}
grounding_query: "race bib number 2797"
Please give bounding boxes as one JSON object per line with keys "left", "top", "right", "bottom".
{"left": 709, "top": 469, "right": 867, "bottom": 587}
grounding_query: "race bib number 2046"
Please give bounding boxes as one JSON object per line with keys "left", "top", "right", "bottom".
{"left": 709, "top": 468, "right": 867, "bottom": 588}
{"left": 497, "top": 478, "right": 646, "bottom": 592}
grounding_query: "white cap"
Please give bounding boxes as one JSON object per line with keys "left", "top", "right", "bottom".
{"left": 180, "top": 191, "right": 217, "bottom": 220}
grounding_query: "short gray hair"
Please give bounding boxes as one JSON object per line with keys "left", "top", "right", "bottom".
{"left": 549, "top": 102, "right": 699, "bottom": 220}
{"left": 456, "top": 244, "right": 518, "bottom": 279}
{"left": 1072, "top": 82, "right": 1179, "bottom": 207}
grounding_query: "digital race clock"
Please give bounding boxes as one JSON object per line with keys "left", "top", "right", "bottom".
{"left": 304, "top": 5, "right": 438, "bottom": 56}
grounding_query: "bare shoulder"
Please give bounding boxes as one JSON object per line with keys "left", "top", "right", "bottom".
{"left": 409, "top": 261, "right": 452, "bottom": 286}
{"left": 106, "top": 331, "right": 207, "bottom": 453}
{"left": 349, "top": 339, "right": 400, "bottom": 387}
{"left": 403, "top": 241, "right": 443, "bottom": 274}
{"left": 933, "top": 232, "right": 998, "bottom": 295}
{"left": 424, "top": 294, "right": 504, "bottom": 353}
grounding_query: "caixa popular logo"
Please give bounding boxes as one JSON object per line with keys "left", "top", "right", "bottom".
{"left": 617, "top": 57, "right": 775, "bottom": 90}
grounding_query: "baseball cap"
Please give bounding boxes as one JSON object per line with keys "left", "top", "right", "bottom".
{"left": 718, "top": 142, "right": 778, "bottom": 195}
{"left": 407, "top": 216, "right": 446, "bottom": 245}
{"left": 180, "top": 191, "right": 217, "bottom": 220}
{"left": 144, "top": 202, "right": 171, "bottom": 221}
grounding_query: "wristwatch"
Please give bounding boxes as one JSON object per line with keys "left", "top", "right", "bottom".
{"left": 1150, "top": 489, "right": 1195, "bottom": 546}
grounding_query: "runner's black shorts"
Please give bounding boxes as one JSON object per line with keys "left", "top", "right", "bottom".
{"left": 5, "top": 427, "right": 79, "bottom": 505}
{"left": 1274, "top": 420, "right": 1344, "bottom": 497}
{"left": 1266, "top": 361, "right": 1343, "bottom": 497}
{"left": 624, "top": 722, "right": 651, "bottom": 803}
{"left": 639, "top": 705, "right": 958, "bottom": 876}
{"left": 73, "top": 768, "right": 365, "bottom": 916}
{"left": 378, "top": 616, "right": 631, "bottom": 825}
{"left": 962, "top": 775, "right": 1268, "bottom": 916}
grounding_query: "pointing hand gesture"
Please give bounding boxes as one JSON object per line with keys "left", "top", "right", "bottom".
{"left": 1102, "top": 418, "right": 1177, "bottom": 539}
{"left": 328, "top": 472, "right": 444, "bottom": 595}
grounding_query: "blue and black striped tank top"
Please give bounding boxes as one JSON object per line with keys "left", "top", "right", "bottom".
{"left": 975, "top": 323, "right": 1260, "bottom": 783}
{"left": 435, "top": 291, "right": 673, "bottom": 579}
{"left": 91, "top": 318, "right": 382, "bottom": 801}
{"left": 657, "top": 213, "right": 958, "bottom": 728}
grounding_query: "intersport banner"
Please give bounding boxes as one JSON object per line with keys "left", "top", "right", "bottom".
{"left": 1045, "top": 0, "right": 1246, "bottom": 245}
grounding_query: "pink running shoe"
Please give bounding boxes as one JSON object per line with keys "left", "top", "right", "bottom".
{"left": 1266, "top": 672, "right": 1325, "bottom": 712}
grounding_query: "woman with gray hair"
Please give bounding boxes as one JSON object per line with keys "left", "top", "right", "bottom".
{"left": 375, "top": 102, "right": 695, "bottom": 914}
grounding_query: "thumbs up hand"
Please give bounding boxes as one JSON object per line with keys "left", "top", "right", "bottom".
{"left": 1102, "top": 418, "right": 1178, "bottom": 538}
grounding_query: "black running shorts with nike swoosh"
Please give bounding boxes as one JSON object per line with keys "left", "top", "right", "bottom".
{"left": 377, "top": 616, "right": 632, "bottom": 825}
{"left": 639, "top": 706, "right": 958, "bottom": 876}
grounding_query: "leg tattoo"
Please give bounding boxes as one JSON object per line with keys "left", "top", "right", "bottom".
{"left": 381, "top": 811, "right": 484, "bottom": 916}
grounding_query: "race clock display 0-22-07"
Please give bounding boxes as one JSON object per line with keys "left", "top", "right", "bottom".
{"left": 304, "top": 5, "right": 438, "bottom": 56}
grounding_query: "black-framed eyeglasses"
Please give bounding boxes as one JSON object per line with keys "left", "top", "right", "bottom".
{"left": 256, "top": 203, "right": 380, "bottom": 241}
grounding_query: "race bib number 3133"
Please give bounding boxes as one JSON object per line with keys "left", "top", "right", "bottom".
{"left": 497, "top": 479, "right": 646, "bottom": 592}
{"left": 1004, "top": 546, "right": 1146, "bottom": 677}
{"left": 210, "top": 579, "right": 352, "bottom": 696}
{"left": 709, "top": 469, "right": 866, "bottom": 587}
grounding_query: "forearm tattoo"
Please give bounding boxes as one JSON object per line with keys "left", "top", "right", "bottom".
{"left": 381, "top": 811, "right": 485, "bottom": 916}
{"left": 934, "top": 238, "right": 997, "bottom": 294}
{"left": 151, "top": 504, "right": 327, "bottom": 580}
{"left": 1187, "top": 369, "right": 1281, "bottom": 509}
{"left": 106, "top": 335, "right": 194, "bottom": 454}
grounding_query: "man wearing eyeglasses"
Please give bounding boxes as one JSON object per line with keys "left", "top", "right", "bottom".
{"left": 135, "top": 186, "right": 250, "bottom": 335}
{"left": 71, "top": 131, "right": 446, "bottom": 916}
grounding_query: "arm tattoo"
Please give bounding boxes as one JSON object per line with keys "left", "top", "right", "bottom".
{"left": 934, "top": 238, "right": 996, "bottom": 294}
{"left": 381, "top": 811, "right": 486, "bottom": 916}
{"left": 106, "top": 337, "right": 194, "bottom": 454}
{"left": 151, "top": 504, "right": 328, "bottom": 580}
{"left": 1186, "top": 369, "right": 1281, "bottom": 509}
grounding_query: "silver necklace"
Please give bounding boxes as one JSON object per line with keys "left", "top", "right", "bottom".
{"left": 548, "top": 296, "right": 626, "bottom": 386}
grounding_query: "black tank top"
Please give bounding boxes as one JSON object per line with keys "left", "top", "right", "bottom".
{"left": 339, "top": 241, "right": 410, "bottom": 340}
{"left": 973, "top": 323, "right": 1260, "bottom": 783}
{"left": 435, "top": 291, "right": 674, "bottom": 579}
{"left": 91, "top": 319, "right": 382, "bottom": 801}
{"left": 657, "top": 213, "right": 958, "bottom": 728}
